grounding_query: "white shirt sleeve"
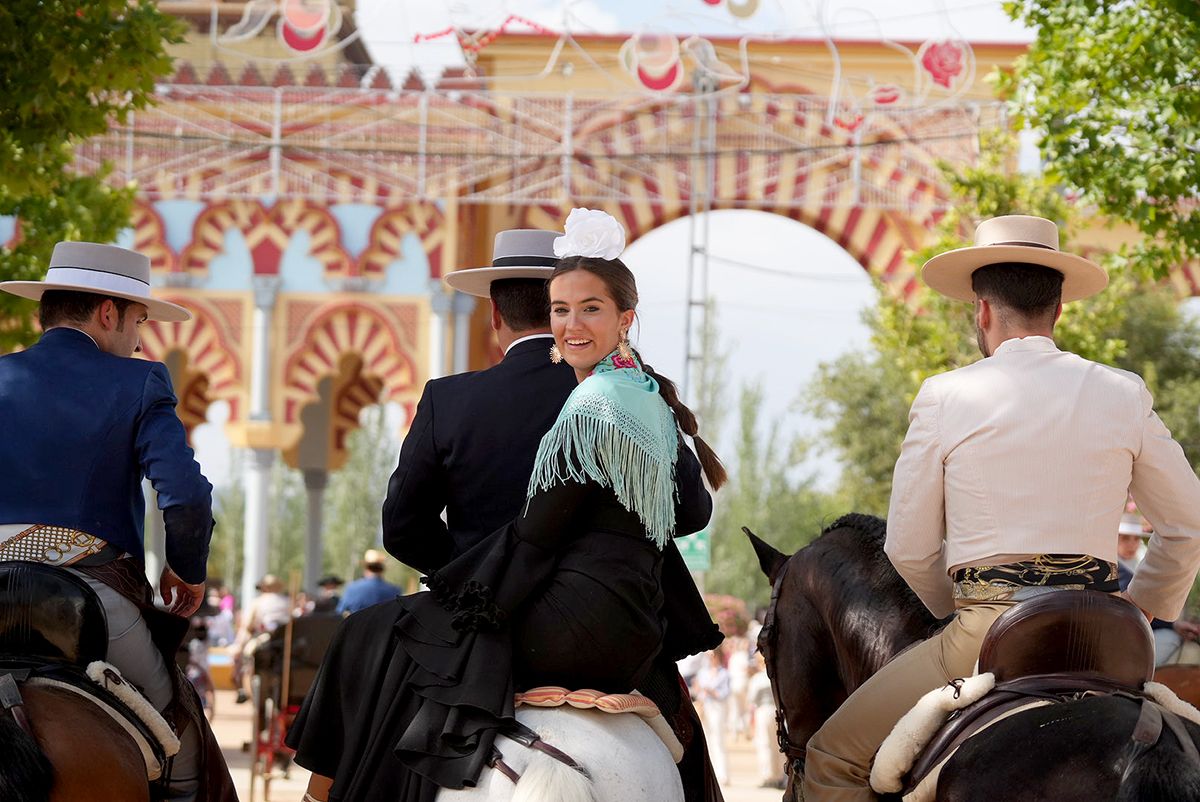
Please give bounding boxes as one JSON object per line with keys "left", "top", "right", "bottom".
{"left": 884, "top": 379, "right": 953, "bottom": 618}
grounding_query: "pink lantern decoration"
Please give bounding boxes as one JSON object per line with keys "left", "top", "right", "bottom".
{"left": 921, "top": 41, "right": 965, "bottom": 90}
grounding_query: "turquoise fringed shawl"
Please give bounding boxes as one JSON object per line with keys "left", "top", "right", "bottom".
{"left": 527, "top": 349, "right": 679, "bottom": 548}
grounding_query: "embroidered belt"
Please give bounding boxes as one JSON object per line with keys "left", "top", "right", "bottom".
{"left": 952, "top": 554, "right": 1119, "bottom": 602}
{"left": 0, "top": 524, "right": 120, "bottom": 567}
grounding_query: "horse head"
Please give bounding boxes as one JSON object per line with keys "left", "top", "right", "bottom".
{"left": 742, "top": 526, "right": 788, "bottom": 584}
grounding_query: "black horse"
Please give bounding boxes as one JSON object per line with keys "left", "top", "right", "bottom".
{"left": 748, "top": 514, "right": 1200, "bottom": 802}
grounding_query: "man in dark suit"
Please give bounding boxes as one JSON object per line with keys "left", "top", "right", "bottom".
{"left": 382, "top": 230, "right": 725, "bottom": 801}
{"left": 0, "top": 242, "right": 229, "bottom": 801}
{"left": 383, "top": 229, "right": 578, "bottom": 573}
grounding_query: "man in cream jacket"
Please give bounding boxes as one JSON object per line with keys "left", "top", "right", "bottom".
{"left": 803, "top": 215, "right": 1200, "bottom": 800}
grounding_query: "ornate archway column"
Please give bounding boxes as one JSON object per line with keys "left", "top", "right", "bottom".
{"left": 303, "top": 468, "right": 328, "bottom": 592}
{"left": 241, "top": 276, "right": 280, "bottom": 606}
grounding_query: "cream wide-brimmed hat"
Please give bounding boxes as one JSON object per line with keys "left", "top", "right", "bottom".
{"left": 921, "top": 215, "right": 1108, "bottom": 303}
{"left": 443, "top": 229, "right": 561, "bottom": 298}
{"left": 0, "top": 241, "right": 190, "bottom": 322}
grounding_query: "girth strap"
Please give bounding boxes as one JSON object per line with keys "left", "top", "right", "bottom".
{"left": 0, "top": 672, "right": 31, "bottom": 737}
{"left": 1131, "top": 697, "right": 1162, "bottom": 747}
{"left": 1119, "top": 695, "right": 1199, "bottom": 784}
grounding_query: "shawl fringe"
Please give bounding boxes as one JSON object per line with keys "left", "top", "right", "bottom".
{"left": 528, "top": 391, "right": 678, "bottom": 548}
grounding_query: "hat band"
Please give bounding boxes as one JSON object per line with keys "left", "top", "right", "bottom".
{"left": 982, "top": 240, "right": 1056, "bottom": 251}
{"left": 45, "top": 266, "right": 150, "bottom": 299}
{"left": 492, "top": 255, "right": 558, "bottom": 267}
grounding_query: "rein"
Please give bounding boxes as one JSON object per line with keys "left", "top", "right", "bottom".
{"left": 758, "top": 554, "right": 806, "bottom": 779}
{"left": 490, "top": 721, "right": 591, "bottom": 785}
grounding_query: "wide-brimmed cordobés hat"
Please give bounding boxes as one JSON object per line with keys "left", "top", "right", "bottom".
{"left": 0, "top": 241, "right": 190, "bottom": 322}
{"left": 443, "top": 229, "right": 561, "bottom": 298}
{"left": 921, "top": 215, "right": 1108, "bottom": 303}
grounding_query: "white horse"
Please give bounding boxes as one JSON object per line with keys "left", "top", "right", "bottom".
{"left": 437, "top": 706, "right": 685, "bottom": 802}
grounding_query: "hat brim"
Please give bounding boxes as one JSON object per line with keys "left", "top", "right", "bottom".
{"left": 0, "top": 280, "right": 192, "bottom": 322}
{"left": 921, "top": 245, "right": 1108, "bottom": 303}
{"left": 443, "top": 266, "right": 553, "bottom": 298}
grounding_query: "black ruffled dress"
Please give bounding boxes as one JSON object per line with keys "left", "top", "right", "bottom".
{"left": 285, "top": 448, "right": 719, "bottom": 802}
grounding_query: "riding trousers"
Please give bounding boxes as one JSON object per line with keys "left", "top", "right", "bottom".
{"left": 802, "top": 600, "right": 1016, "bottom": 802}
{"left": 67, "top": 569, "right": 201, "bottom": 802}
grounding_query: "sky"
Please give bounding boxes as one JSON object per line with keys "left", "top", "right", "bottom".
{"left": 190, "top": 2, "right": 1034, "bottom": 489}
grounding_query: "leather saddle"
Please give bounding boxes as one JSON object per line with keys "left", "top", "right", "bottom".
{"left": 0, "top": 560, "right": 108, "bottom": 666}
{"left": 0, "top": 561, "right": 171, "bottom": 780}
{"left": 904, "top": 590, "right": 1154, "bottom": 791}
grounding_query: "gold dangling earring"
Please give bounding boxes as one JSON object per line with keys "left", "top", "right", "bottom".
{"left": 617, "top": 331, "right": 633, "bottom": 361}
{"left": 549, "top": 343, "right": 563, "bottom": 364}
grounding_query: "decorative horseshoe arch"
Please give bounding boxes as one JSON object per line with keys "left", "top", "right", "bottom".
{"left": 521, "top": 200, "right": 931, "bottom": 297}
{"left": 281, "top": 301, "right": 420, "bottom": 438}
{"left": 179, "top": 200, "right": 352, "bottom": 276}
{"left": 360, "top": 203, "right": 448, "bottom": 279}
{"left": 139, "top": 296, "right": 245, "bottom": 435}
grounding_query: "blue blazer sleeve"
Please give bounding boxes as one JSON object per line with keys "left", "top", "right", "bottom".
{"left": 137, "top": 363, "right": 213, "bottom": 584}
{"left": 382, "top": 381, "right": 452, "bottom": 574}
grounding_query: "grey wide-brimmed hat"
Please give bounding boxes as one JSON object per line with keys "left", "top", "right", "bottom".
{"left": 443, "top": 229, "right": 561, "bottom": 298}
{"left": 0, "top": 241, "right": 190, "bottom": 322}
{"left": 922, "top": 215, "right": 1108, "bottom": 303}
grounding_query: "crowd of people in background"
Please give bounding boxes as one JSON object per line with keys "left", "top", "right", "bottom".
{"left": 678, "top": 607, "right": 787, "bottom": 790}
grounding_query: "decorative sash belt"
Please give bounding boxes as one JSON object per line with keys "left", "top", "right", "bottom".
{"left": 0, "top": 524, "right": 121, "bottom": 568}
{"left": 952, "top": 554, "right": 1119, "bottom": 602}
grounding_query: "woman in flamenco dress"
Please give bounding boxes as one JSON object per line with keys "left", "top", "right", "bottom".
{"left": 287, "top": 208, "right": 728, "bottom": 802}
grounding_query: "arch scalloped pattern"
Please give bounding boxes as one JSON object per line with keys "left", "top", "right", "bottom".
{"left": 129, "top": 202, "right": 175, "bottom": 272}
{"left": 179, "top": 200, "right": 352, "bottom": 276}
{"left": 139, "top": 295, "right": 244, "bottom": 430}
{"left": 282, "top": 302, "right": 418, "bottom": 426}
{"left": 360, "top": 202, "right": 447, "bottom": 279}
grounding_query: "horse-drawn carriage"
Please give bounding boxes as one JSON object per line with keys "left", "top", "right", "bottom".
{"left": 245, "top": 611, "right": 341, "bottom": 801}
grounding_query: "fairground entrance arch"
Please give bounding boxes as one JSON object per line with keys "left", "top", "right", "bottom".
{"left": 66, "top": 15, "right": 1016, "bottom": 601}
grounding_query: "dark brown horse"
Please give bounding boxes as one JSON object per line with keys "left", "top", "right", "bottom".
{"left": 748, "top": 514, "right": 1200, "bottom": 802}
{"left": 0, "top": 683, "right": 149, "bottom": 802}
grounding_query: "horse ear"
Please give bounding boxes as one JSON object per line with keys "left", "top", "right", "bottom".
{"left": 742, "top": 526, "right": 788, "bottom": 584}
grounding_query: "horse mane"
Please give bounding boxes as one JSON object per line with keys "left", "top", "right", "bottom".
{"left": 804, "top": 511, "right": 941, "bottom": 683}
{"left": 822, "top": 513, "right": 886, "bottom": 543}
{"left": 0, "top": 714, "right": 53, "bottom": 802}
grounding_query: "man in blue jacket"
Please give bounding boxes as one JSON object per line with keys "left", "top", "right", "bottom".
{"left": 0, "top": 242, "right": 220, "bottom": 801}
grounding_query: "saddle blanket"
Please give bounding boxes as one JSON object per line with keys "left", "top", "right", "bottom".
{"left": 871, "top": 674, "right": 1200, "bottom": 802}
{"left": 27, "top": 661, "right": 180, "bottom": 781}
{"left": 515, "top": 686, "right": 685, "bottom": 762}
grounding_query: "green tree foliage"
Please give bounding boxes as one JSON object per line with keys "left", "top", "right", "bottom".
{"left": 999, "top": 0, "right": 1200, "bottom": 278}
{"left": 209, "top": 454, "right": 245, "bottom": 588}
{"left": 324, "top": 405, "right": 415, "bottom": 590}
{"left": 707, "top": 382, "right": 841, "bottom": 607}
{"left": 0, "top": 1, "right": 182, "bottom": 348}
{"left": 267, "top": 460, "right": 308, "bottom": 580}
{"left": 811, "top": 133, "right": 1200, "bottom": 511}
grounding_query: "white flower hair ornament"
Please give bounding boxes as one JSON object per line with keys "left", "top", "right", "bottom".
{"left": 553, "top": 208, "right": 627, "bottom": 260}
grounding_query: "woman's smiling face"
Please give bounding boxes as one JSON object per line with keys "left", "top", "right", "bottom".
{"left": 550, "top": 269, "right": 635, "bottom": 379}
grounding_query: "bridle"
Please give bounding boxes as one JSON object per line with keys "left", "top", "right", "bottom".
{"left": 757, "top": 553, "right": 807, "bottom": 782}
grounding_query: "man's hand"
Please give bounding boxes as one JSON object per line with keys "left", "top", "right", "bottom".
{"left": 1116, "top": 590, "right": 1154, "bottom": 622}
{"left": 160, "top": 566, "right": 205, "bottom": 617}
{"left": 1174, "top": 620, "right": 1200, "bottom": 641}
